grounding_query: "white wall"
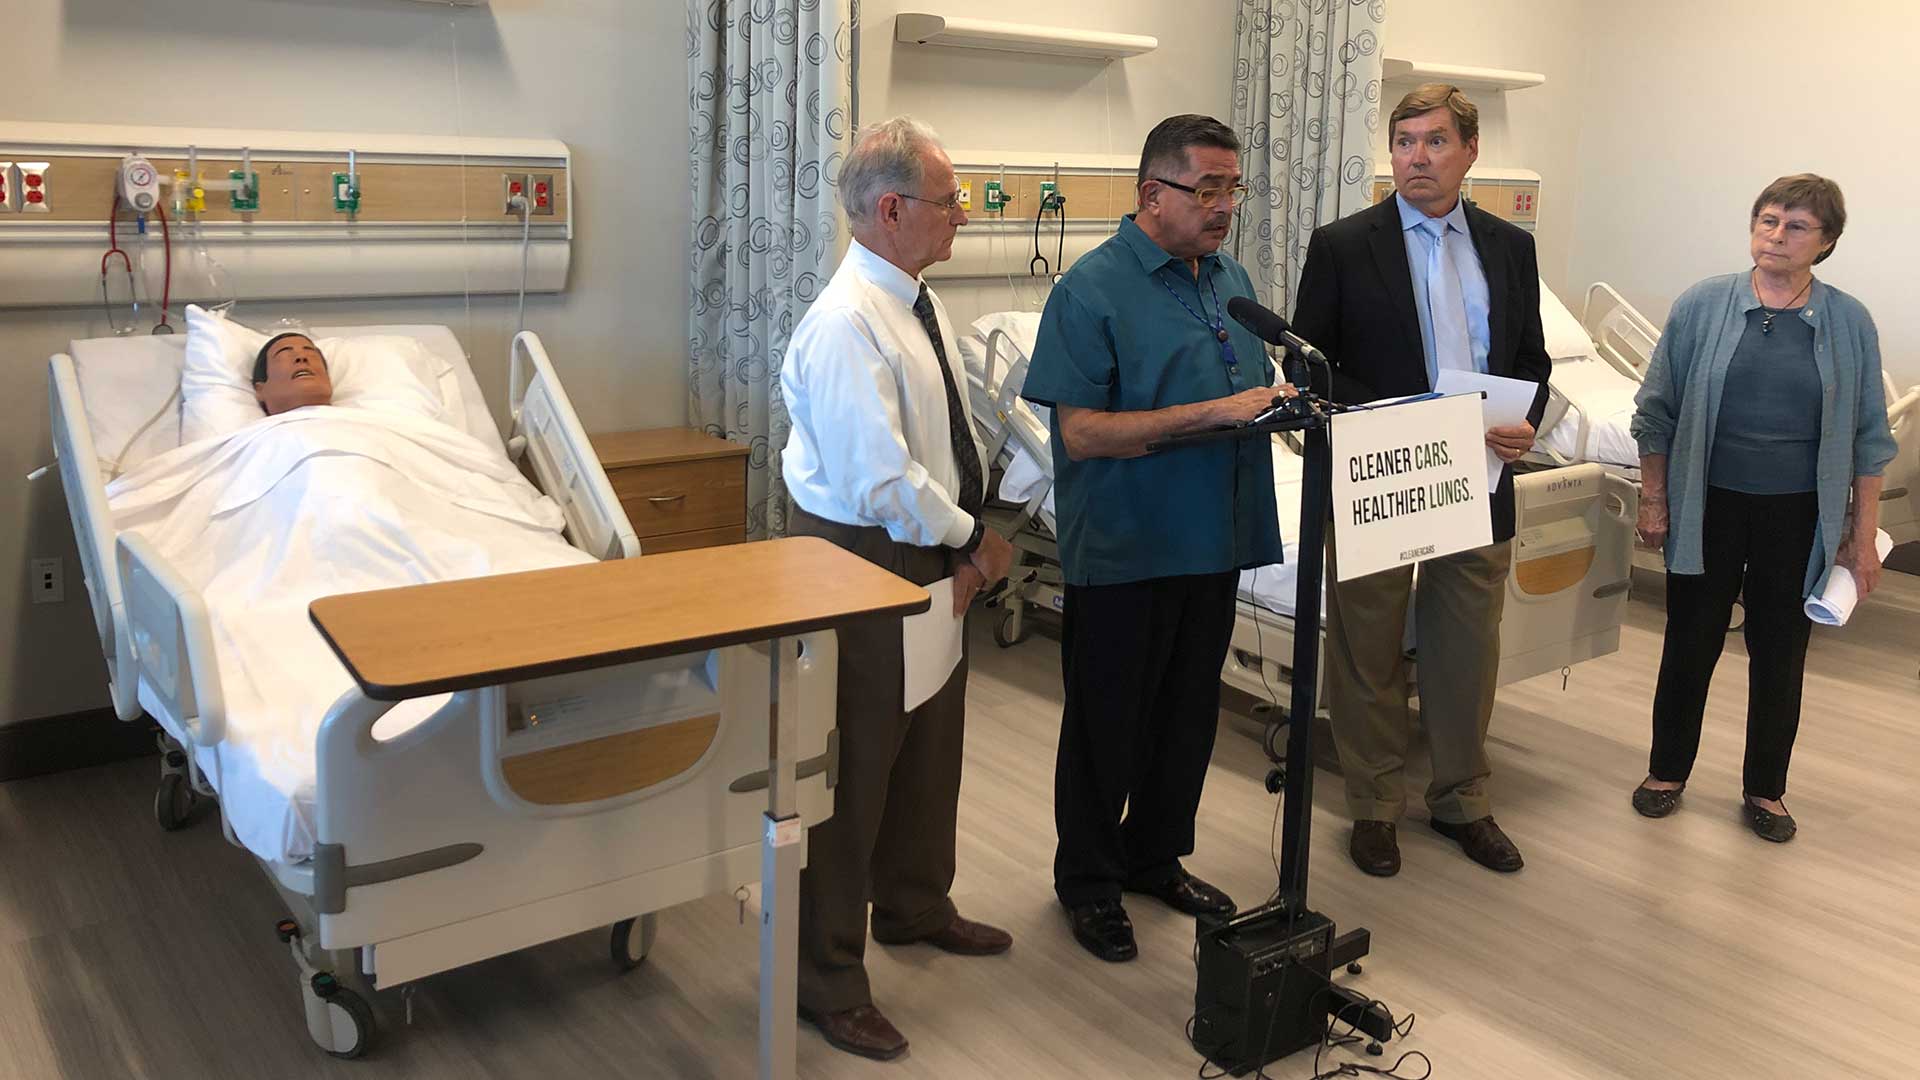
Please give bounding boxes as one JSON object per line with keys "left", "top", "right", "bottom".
{"left": 1382, "top": 0, "right": 1595, "bottom": 302}
{"left": 855, "top": 0, "right": 1240, "bottom": 329}
{"left": 0, "top": 0, "right": 689, "bottom": 727}
{"left": 1563, "top": 0, "right": 1920, "bottom": 389}
{"left": 862, "top": 0, "right": 1601, "bottom": 328}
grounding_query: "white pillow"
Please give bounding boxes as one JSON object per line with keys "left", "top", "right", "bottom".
{"left": 1539, "top": 279, "right": 1599, "bottom": 361}
{"left": 181, "top": 305, "right": 271, "bottom": 443}
{"left": 180, "top": 305, "right": 460, "bottom": 442}
{"left": 326, "top": 335, "right": 456, "bottom": 423}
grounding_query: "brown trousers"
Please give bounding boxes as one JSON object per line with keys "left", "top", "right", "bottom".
{"left": 1323, "top": 536, "right": 1511, "bottom": 825}
{"left": 787, "top": 504, "right": 968, "bottom": 1014}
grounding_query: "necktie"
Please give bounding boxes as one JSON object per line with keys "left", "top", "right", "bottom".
{"left": 913, "top": 284, "right": 985, "bottom": 517}
{"left": 1422, "top": 217, "right": 1473, "bottom": 389}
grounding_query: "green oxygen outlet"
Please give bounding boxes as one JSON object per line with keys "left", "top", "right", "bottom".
{"left": 1039, "top": 180, "right": 1059, "bottom": 212}
{"left": 984, "top": 179, "right": 1006, "bottom": 213}
{"left": 331, "top": 172, "right": 360, "bottom": 214}
{"left": 229, "top": 170, "right": 260, "bottom": 212}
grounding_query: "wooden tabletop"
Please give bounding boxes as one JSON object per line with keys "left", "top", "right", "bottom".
{"left": 588, "top": 427, "right": 750, "bottom": 468}
{"left": 309, "top": 537, "right": 929, "bottom": 701}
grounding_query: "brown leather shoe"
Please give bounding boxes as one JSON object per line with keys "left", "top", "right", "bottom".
{"left": 1349, "top": 820, "right": 1401, "bottom": 877}
{"left": 874, "top": 913, "right": 1012, "bottom": 956}
{"left": 1430, "top": 815, "right": 1524, "bottom": 872}
{"left": 799, "top": 1003, "right": 908, "bottom": 1061}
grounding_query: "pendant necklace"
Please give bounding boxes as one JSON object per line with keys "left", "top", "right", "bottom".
{"left": 1753, "top": 268, "right": 1812, "bottom": 335}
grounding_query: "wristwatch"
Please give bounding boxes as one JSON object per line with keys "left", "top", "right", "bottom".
{"left": 957, "top": 517, "right": 986, "bottom": 555}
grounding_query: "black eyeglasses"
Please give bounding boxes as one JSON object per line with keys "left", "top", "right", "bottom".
{"left": 896, "top": 190, "right": 965, "bottom": 212}
{"left": 1149, "top": 177, "right": 1250, "bottom": 210}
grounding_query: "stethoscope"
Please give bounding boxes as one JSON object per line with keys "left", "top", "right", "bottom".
{"left": 100, "top": 192, "right": 174, "bottom": 335}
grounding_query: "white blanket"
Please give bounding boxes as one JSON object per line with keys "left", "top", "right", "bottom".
{"left": 107, "top": 406, "right": 595, "bottom": 862}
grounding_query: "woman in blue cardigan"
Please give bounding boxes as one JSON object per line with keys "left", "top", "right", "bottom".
{"left": 1628, "top": 174, "right": 1897, "bottom": 843}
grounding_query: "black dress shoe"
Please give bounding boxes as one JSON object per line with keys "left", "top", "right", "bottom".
{"left": 1065, "top": 900, "right": 1138, "bottom": 962}
{"left": 1430, "top": 815, "right": 1524, "bottom": 873}
{"left": 1742, "top": 796, "right": 1797, "bottom": 843}
{"left": 1124, "top": 869, "right": 1236, "bottom": 917}
{"left": 1349, "top": 820, "right": 1401, "bottom": 877}
{"left": 1632, "top": 782, "right": 1684, "bottom": 818}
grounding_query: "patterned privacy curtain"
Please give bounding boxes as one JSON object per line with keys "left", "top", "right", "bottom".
{"left": 688, "top": 0, "right": 855, "bottom": 538}
{"left": 1228, "top": 0, "right": 1385, "bottom": 315}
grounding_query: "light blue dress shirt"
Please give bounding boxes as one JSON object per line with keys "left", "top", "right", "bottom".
{"left": 1397, "top": 193, "right": 1491, "bottom": 385}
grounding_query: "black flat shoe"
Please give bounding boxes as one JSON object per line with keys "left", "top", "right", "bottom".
{"left": 1632, "top": 783, "right": 1684, "bottom": 818}
{"left": 1742, "top": 796, "right": 1797, "bottom": 843}
{"left": 1124, "top": 869, "right": 1236, "bottom": 917}
{"left": 1065, "top": 900, "right": 1138, "bottom": 963}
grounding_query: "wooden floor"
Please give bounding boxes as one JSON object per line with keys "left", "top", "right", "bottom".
{"left": 2, "top": 573, "right": 1917, "bottom": 1079}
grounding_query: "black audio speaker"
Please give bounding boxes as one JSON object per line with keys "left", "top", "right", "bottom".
{"left": 1190, "top": 904, "right": 1335, "bottom": 1076}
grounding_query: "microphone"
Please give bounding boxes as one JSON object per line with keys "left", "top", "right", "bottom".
{"left": 1226, "top": 296, "right": 1328, "bottom": 365}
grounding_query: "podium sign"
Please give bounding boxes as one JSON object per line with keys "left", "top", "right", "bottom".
{"left": 1330, "top": 394, "right": 1492, "bottom": 581}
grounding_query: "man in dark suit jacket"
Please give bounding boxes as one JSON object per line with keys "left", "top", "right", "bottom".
{"left": 1289, "top": 84, "right": 1551, "bottom": 879}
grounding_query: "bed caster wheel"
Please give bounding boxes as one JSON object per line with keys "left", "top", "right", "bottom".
{"left": 1347, "top": 962, "right": 1363, "bottom": 976}
{"left": 306, "top": 973, "right": 373, "bottom": 1060}
{"left": 993, "top": 609, "right": 1028, "bottom": 649}
{"left": 610, "top": 913, "right": 657, "bottom": 973}
{"left": 154, "top": 771, "right": 199, "bottom": 831}
{"left": 275, "top": 918, "right": 301, "bottom": 944}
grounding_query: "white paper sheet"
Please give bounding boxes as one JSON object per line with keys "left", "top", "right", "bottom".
{"left": 1804, "top": 529, "right": 1895, "bottom": 627}
{"left": 903, "top": 577, "right": 965, "bottom": 711}
{"left": 1435, "top": 370, "right": 1538, "bottom": 493}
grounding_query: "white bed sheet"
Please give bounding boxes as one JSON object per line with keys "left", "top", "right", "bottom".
{"left": 1538, "top": 358, "right": 1641, "bottom": 467}
{"left": 108, "top": 405, "right": 714, "bottom": 863}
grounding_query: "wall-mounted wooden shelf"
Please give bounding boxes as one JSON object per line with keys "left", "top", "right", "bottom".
{"left": 1382, "top": 58, "right": 1546, "bottom": 91}
{"left": 895, "top": 14, "right": 1157, "bottom": 60}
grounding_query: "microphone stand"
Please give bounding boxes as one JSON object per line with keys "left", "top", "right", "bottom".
{"left": 1158, "top": 347, "right": 1396, "bottom": 1072}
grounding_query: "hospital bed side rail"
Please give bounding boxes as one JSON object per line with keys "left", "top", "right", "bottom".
{"left": 1582, "top": 282, "right": 1659, "bottom": 382}
{"left": 48, "top": 354, "right": 141, "bottom": 723}
{"left": 115, "top": 532, "right": 227, "bottom": 748}
{"left": 506, "top": 330, "right": 639, "bottom": 561}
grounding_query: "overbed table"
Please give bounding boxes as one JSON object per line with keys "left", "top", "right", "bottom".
{"left": 311, "top": 536, "right": 929, "bottom": 1080}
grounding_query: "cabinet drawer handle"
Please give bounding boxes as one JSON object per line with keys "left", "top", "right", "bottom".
{"left": 646, "top": 494, "right": 688, "bottom": 505}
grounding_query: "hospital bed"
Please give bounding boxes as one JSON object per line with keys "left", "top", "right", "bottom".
{"left": 48, "top": 326, "right": 844, "bottom": 1065}
{"left": 1527, "top": 282, "right": 1920, "bottom": 552}
{"left": 955, "top": 314, "right": 1639, "bottom": 720}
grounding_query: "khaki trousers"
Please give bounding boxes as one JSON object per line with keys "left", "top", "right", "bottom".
{"left": 1323, "top": 536, "right": 1511, "bottom": 824}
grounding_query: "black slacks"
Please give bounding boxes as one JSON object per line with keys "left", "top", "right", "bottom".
{"left": 1053, "top": 571, "right": 1238, "bottom": 907}
{"left": 1649, "top": 486, "right": 1819, "bottom": 800}
{"left": 787, "top": 505, "right": 966, "bottom": 1013}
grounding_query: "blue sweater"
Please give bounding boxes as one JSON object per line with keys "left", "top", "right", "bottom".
{"left": 1631, "top": 273, "right": 1897, "bottom": 595}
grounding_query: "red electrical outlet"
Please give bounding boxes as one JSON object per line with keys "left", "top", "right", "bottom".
{"left": 18, "top": 162, "right": 48, "bottom": 213}
{"left": 0, "top": 162, "right": 13, "bottom": 212}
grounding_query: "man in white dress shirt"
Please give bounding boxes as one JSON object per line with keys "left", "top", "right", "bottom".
{"left": 779, "top": 116, "right": 1016, "bottom": 1062}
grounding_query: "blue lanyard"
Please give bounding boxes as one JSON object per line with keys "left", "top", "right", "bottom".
{"left": 1157, "top": 262, "right": 1239, "bottom": 371}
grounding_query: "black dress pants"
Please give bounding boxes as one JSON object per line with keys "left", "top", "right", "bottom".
{"left": 1649, "top": 486, "right": 1819, "bottom": 800}
{"left": 1053, "top": 571, "right": 1238, "bottom": 907}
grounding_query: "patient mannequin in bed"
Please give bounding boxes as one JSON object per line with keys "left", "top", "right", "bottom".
{"left": 252, "top": 333, "right": 335, "bottom": 415}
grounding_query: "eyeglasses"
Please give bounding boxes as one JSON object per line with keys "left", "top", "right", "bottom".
{"left": 1752, "top": 213, "right": 1822, "bottom": 238}
{"left": 1150, "top": 177, "right": 1250, "bottom": 210}
{"left": 897, "top": 190, "right": 966, "bottom": 212}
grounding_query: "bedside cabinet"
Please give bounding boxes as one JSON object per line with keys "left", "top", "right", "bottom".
{"left": 589, "top": 427, "right": 751, "bottom": 554}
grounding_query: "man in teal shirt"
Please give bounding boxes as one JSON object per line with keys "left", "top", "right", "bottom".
{"left": 1021, "top": 114, "right": 1290, "bottom": 964}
